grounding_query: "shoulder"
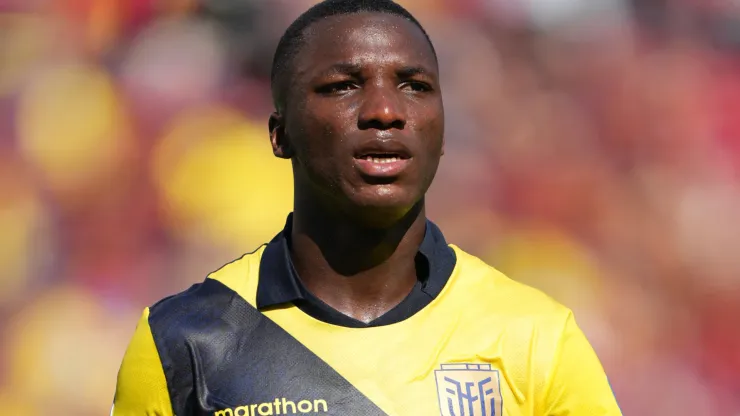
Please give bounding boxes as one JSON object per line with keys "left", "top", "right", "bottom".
{"left": 132, "top": 248, "right": 266, "bottom": 414}
{"left": 147, "top": 249, "right": 263, "bottom": 345}
{"left": 141, "top": 251, "right": 267, "bottom": 413}
{"left": 148, "top": 279, "right": 235, "bottom": 335}
{"left": 450, "top": 245, "right": 572, "bottom": 327}
{"left": 450, "top": 246, "right": 579, "bottom": 377}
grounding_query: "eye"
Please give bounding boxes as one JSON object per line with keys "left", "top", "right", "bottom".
{"left": 401, "top": 81, "right": 432, "bottom": 93}
{"left": 316, "top": 81, "right": 358, "bottom": 95}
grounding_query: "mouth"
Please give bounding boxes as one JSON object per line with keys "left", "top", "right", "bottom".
{"left": 356, "top": 152, "right": 410, "bottom": 164}
{"left": 353, "top": 152, "right": 412, "bottom": 178}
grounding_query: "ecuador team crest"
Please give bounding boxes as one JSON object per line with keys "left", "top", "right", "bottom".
{"left": 434, "top": 363, "right": 503, "bottom": 416}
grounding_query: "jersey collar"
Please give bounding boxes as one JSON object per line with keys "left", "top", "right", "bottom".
{"left": 256, "top": 214, "right": 456, "bottom": 326}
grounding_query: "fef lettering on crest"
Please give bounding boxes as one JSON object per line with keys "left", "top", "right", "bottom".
{"left": 434, "top": 363, "right": 503, "bottom": 416}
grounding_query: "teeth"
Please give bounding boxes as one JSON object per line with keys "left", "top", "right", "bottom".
{"left": 365, "top": 156, "right": 400, "bottom": 164}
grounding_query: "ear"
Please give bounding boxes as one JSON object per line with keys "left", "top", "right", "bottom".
{"left": 269, "top": 112, "right": 293, "bottom": 159}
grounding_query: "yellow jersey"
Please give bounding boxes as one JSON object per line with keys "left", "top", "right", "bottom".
{"left": 112, "top": 219, "right": 621, "bottom": 416}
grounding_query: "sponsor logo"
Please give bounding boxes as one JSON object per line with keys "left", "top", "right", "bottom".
{"left": 214, "top": 398, "right": 328, "bottom": 416}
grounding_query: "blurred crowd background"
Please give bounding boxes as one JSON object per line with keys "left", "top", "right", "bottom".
{"left": 1, "top": 0, "right": 739, "bottom": 414}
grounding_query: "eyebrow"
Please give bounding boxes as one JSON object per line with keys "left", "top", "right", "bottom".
{"left": 316, "top": 63, "right": 436, "bottom": 79}
{"left": 396, "top": 66, "right": 432, "bottom": 78}
{"left": 320, "top": 62, "right": 364, "bottom": 77}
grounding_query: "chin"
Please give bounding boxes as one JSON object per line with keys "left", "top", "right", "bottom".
{"left": 346, "top": 185, "right": 421, "bottom": 227}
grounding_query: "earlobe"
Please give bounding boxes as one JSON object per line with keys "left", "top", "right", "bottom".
{"left": 269, "top": 112, "right": 293, "bottom": 159}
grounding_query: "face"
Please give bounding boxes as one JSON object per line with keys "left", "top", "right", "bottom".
{"left": 270, "top": 13, "right": 444, "bottom": 222}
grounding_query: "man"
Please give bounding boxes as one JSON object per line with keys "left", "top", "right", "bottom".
{"left": 112, "top": 1, "right": 622, "bottom": 415}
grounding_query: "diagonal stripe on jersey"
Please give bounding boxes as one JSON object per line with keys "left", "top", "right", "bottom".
{"left": 148, "top": 279, "right": 388, "bottom": 416}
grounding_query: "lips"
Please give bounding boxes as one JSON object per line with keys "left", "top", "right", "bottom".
{"left": 354, "top": 156, "right": 410, "bottom": 178}
{"left": 358, "top": 154, "right": 405, "bottom": 163}
{"left": 353, "top": 140, "right": 413, "bottom": 178}
{"left": 353, "top": 140, "right": 412, "bottom": 161}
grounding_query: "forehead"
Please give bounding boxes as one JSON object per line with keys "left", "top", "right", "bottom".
{"left": 295, "top": 12, "right": 437, "bottom": 75}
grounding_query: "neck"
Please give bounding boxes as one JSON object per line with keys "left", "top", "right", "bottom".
{"left": 290, "top": 195, "right": 427, "bottom": 323}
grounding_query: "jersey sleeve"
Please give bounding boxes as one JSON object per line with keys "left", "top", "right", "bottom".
{"left": 112, "top": 308, "right": 174, "bottom": 416}
{"left": 543, "top": 312, "right": 622, "bottom": 416}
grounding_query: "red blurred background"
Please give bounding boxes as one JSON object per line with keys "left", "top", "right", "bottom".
{"left": 1, "top": 0, "right": 739, "bottom": 414}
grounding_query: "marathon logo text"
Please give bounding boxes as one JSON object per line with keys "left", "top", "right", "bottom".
{"left": 214, "top": 398, "right": 328, "bottom": 416}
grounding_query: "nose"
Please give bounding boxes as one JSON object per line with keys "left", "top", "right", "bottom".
{"left": 357, "top": 84, "right": 406, "bottom": 131}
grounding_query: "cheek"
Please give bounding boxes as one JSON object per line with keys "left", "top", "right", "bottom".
{"left": 412, "top": 109, "right": 445, "bottom": 154}
{"left": 312, "top": 106, "right": 358, "bottom": 153}
{"left": 286, "top": 114, "right": 352, "bottom": 180}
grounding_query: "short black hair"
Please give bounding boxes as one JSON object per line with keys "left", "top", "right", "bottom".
{"left": 270, "top": 0, "right": 437, "bottom": 111}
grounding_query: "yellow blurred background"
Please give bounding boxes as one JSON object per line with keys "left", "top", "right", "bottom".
{"left": 1, "top": 0, "right": 739, "bottom": 414}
